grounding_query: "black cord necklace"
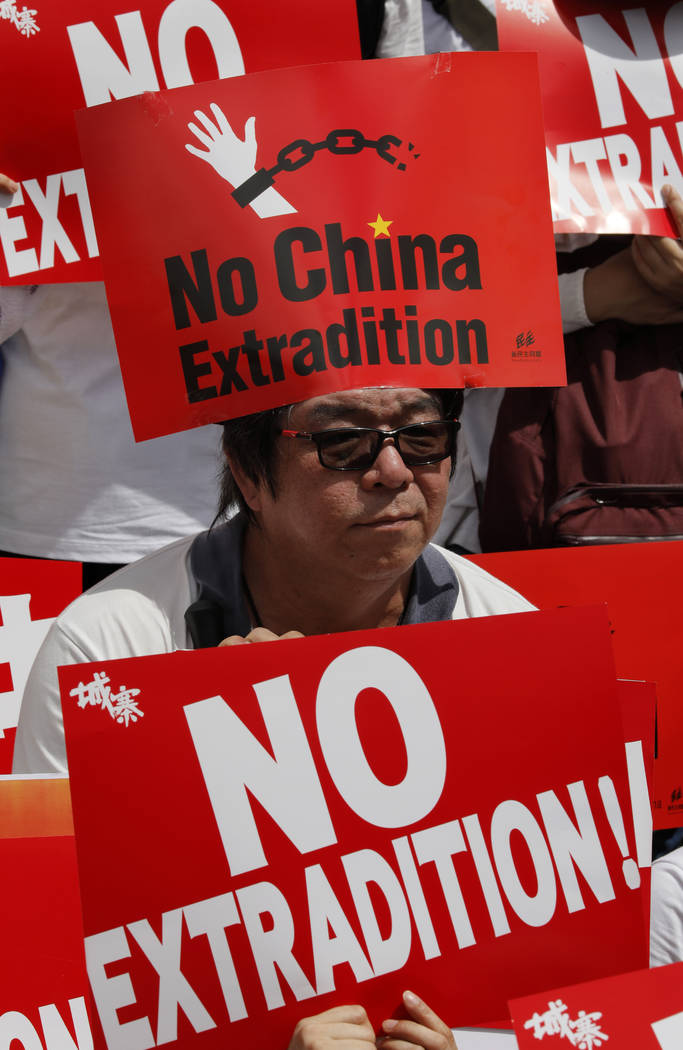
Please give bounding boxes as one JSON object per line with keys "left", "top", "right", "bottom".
{"left": 243, "top": 573, "right": 408, "bottom": 631}
{"left": 242, "top": 573, "right": 262, "bottom": 629}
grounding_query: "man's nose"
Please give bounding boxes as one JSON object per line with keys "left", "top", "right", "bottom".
{"left": 361, "top": 438, "right": 413, "bottom": 488}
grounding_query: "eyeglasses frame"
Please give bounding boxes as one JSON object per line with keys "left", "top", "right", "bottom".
{"left": 280, "top": 418, "right": 460, "bottom": 471}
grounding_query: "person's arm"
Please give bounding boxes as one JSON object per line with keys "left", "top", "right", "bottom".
{"left": 557, "top": 184, "right": 683, "bottom": 331}
{"left": 631, "top": 183, "right": 683, "bottom": 301}
{"left": 582, "top": 247, "right": 683, "bottom": 327}
{"left": 580, "top": 183, "right": 683, "bottom": 328}
{"left": 557, "top": 269, "right": 592, "bottom": 334}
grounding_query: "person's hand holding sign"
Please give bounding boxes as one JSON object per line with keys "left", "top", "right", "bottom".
{"left": 631, "top": 184, "right": 683, "bottom": 303}
{"left": 583, "top": 247, "right": 683, "bottom": 327}
{"left": 287, "top": 992, "right": 458, "bottom": 1049}
{"left": 377, "top": 991, "right": 458, "bottom": 1049}
{"left": 219, "top": 628, "right": 305, "bottom": 645}
{"left": 287, "top": 1003, "right": 375, "bottom": 1049}
{"left": 0, "top": 171, "right": 19, "bottom": 204}
{"left": 185, "top": 103, "right": 296, "bottom": 218}
{"left": 0, "top": 172, "right": 19, "bottom": 194}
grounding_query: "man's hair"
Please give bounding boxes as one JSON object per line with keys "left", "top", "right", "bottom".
{"left": 217, "top": 388, "right": 464, "bottom": 522}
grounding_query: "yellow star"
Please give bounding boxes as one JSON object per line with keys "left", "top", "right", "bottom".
{"left": 368, "top": 213, "right": 393, "bottom": 238}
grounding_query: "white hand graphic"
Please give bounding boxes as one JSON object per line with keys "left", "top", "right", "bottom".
{"left": 185, "top": 104, "right": 296, "bottom": 218}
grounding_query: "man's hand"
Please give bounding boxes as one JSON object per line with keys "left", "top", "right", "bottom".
{"left": 378, "top": 990, "right": 458, "bottom": 1050}
{"left": 583, "top": 246, "right": 683, "bottom": 326}
{"left": 630, "top": 184, "right": 683, "bottom": 301}
{"left": 287, "top": 1004, "right": 376, "bottom": 1049}
{"left": 219, "top": 627, "right": 304, "bottom": 646}
{"left": 0, "top": 172, "right": 19, "bottom": 196}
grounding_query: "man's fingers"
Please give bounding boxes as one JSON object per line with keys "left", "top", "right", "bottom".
{"left": 631, "top": 235, "right": 666, "bottom": 284}
{"left": 288, "top": 1003, "right": 375, "bottom": 1048}
{"left": 378, "top": 991, "right": 457, "bottom": 1049}
{"left": 662, "top": 183, "right": 683, "bottom": 240}
{"left": 297, "top": 1003, "right": 371, "bottom": 1026}
{"left": 0, "top": 172, "right": 18, "bottom": 194}
{"left": 631, "top": 233, "right": 683, "bottom": 301}
{"left": 219, "top": 628, "right": 304, "bottom": 646}
{"left": 378, "top": 1026, "right": 455, "bottom": 1050}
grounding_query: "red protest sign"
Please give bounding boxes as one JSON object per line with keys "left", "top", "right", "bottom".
{"left": 60, "top": 606, "right": 646, "bottom": 1049}
{"left": 0, "top": 557, "right": 82, "bottom": 771}
{"left": 0, "top": 0, "right": 360, "bottom": 284}
{"left": 468, "top": 542, "right": 683, "bottom": 828}
{"left": 75, "top": 53, "right": 566, "bottom": 440}
{"left": 616, "top": 679, "right": 656, "bottom": 933}
{"left": 496, "top": 0, "right": 683, "bottom": 235}
{"left": 0, "top": 776, "right": 95, "bottom": 1049}
{"left": 509, "top": 962, "right": 683, "bottom": 1049}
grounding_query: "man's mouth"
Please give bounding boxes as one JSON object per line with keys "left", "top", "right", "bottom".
{"left": 357, "top": 513, "right": 417, "bottom": 527}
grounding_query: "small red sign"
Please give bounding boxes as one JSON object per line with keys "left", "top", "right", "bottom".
{"left": 497, "top": 0, "right": 683, "bottom": 234}
{"left": 0, "top": 0, "right": 360, "bottom": 283}
{"left": 509, "top": 962, "right": 683, "bottom": 1049}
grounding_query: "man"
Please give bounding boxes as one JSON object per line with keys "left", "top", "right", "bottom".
{"left": 14, "top": 385, "right": 532, "bottom": 774}
{"left": 14, "top": 385, "right": 531, "bottom": 1049}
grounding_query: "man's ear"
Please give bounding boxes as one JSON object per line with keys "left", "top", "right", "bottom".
{"left": 223, "top": 454, "right": 265, "bottom": 515}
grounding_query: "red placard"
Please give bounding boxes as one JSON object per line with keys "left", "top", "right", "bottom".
{"left": 467, "top": 543, "right": 683, "bottom": 829}
{"left": 509, "top": 962, "right": 683, "bottom": 1049}
{"left": 75, "top": 53, "right": 565, "bottom": 439}
{"left": 0, "top": 557, "right": 82, "bottom": 771}
{"left": 60, "top": 606, "right": 646, "bottom": 1049}
{"left": 497, "top": 0, "right": 683, "bottom": 235}
{"left": 0, "top": 0, "right": 360, "bottom": 284}
{"left": 0, "top": 776, "right": 94, "bottom": 1047}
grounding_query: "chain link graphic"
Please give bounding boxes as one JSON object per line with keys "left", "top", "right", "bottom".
{"left": 232, "top": 128, "right": 418, "bottom": 207}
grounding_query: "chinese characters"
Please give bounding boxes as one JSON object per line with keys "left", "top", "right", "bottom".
{"left": 70, "top": 671, "right": 143, "bottom": 727}
{"left": 0, "top": 0, "right": 39, "bottom": 37}
{"left": 499, "top": 0, "right": 549, "bottom": 28}
{"left": 524, "top": 1000, "right": 609, "bottom": 1049}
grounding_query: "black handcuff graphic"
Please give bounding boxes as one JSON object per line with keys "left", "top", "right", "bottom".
{"left": 231, "top": 128, "right": 419, "bottom": 208}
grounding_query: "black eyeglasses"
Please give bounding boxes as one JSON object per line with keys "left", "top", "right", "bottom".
{"left": 280, "top": 419, "right": 460, "bottom": 471}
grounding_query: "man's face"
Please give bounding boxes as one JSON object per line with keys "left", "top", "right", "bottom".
{"left": 246, "top": 387, "right": 453, "bottom": 584}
